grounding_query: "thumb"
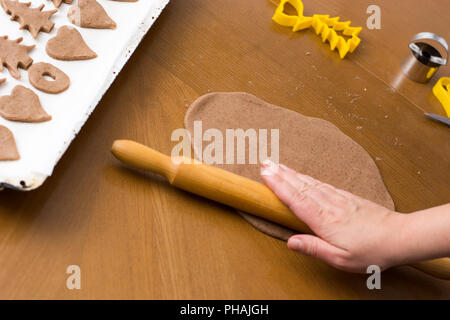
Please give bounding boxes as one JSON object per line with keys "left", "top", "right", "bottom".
{"left": 288, "top": 235, "right": 349, "bottom": 269}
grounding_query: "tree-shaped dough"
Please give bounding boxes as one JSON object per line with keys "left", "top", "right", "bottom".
{"left": 0, "top": 36, "right": 34, "bottom": 79}
{"left": 1, "top": 0, "right": 57, "bottom": 38}
{"left": 48, "top": 0, "right": 73, "bottom": 8}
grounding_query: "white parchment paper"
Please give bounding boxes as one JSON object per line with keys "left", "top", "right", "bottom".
{"left": 0, "top": 0, "right": 169, "bottom": 190}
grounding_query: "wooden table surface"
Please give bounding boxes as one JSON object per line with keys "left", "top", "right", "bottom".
{"left": 0, "top": 0, "right": 449, "bottom": 299}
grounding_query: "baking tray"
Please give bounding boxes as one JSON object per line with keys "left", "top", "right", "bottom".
{"left": 0, "top": 0, "right": 169, "bottom": 191}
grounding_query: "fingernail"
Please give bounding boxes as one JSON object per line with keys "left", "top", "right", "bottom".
{"left": 262, "top": 159, "right": 273, "bottom": 167}
{"left": 291, "top": 238, "right": 303, "bottom": 250}
{"left": 261, "top": 168, "right": 275, "bottom": 176}
{"left": 262, "top": 159, "right": 279, "bottom": 173}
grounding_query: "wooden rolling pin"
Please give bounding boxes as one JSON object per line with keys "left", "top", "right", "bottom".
{"left": 111, "top": 140, "right": 450, "bottom": 281}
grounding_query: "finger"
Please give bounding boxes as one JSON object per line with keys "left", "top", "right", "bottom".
{"left": 280, "top": 165, "right": 350, "bottom": 202}
{"left": 261, "top": 162, "right": 323, "bottom": 226}
{"left": 277, "top": 164, "right": 350, "bottom": 211}
{"left": 277, "top": 164, "right": 312, "bottom": 191}
{"left": 281, "top": 167, "right": 363, "bottom": 204}
{"left": 288, "top": 235, "right": 350, "bottom": 270}
{"left": 305, "top": 183, "right": 351, "bottom": 212}
{"left": 261, "top": 164, "right": 308, "bottom": 207}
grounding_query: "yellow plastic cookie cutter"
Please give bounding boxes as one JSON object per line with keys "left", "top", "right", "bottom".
{"left": 272, "top": 0, "right": 362, "bottom": 59}
{"left": 432, "top": 77, "right": 450, "bottom": 117}
{"left": 272, "top": 0, "right": 308, "bottom": 27}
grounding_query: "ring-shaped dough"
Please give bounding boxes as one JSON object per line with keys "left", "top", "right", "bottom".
{"left": 28, "top": 62, "right": 70, "bottom": 94}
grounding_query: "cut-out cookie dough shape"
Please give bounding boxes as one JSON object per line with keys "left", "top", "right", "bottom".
{"left": 1, "top": 0, "right": 57, "bottom": 39}
{"left": 0, "top": 36, "right": 34, "bottom": 79}
{"left": 68, "top": 0, "right": 116, "bottom": 29}
{"left": 0, "top": 85, "right": 51, "bottom": 122}
{"left": 28, "top": 62, "right": 70, "bottom": 94}
{"left": 46, "top": 26, "right": 97, "bottom": 61}
{"left": 48, "top": 0, "right": 73, "bottom": 8}
{"left": 0, "top": 125, "right": 19, "bottom": 160}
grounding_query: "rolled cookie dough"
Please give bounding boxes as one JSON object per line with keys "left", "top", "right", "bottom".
{"left": 184, "top": 92, "right": 395, "bottom": 241}
{"left": 0, "top": 35, "right": 34, "bottom": 80}
{"left": 0, "top": 85, "right": 52, "bottom": 123}
{"left": 0, "top": 125, "right": 19, "bottom": 161}
{"left": 28, "top": 62, "right": 70, "bottom": 94}
{"left": 68, "top": 0, "right": 116, "bottom": 30}
{"left": 46, "top": 26, "right": 97, "bottom": 61}
{"left": 48, "top": 0, "right": 73, "bottom": 8}
{"left": 1, "top": 0, "right": 57, "bottom": 39}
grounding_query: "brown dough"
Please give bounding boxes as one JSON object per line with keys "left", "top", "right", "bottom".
{"left": 0, "top": 125, "right": 19, "bottom": 161}
{"left": 28, "top": 62, "right": 70, "bottom": 94}
{"left": 185, "top": 92, "right": 395, "bottom": 241}
{"left": 46, "top": 26, "right": 97, "bottom": 61}
{"left": 0, "top": 36, "right": 34, "bottom": 80}
{"left": 0, "top": 79, "right": 5, "bottom": 85}
{"left": 1, "top": 0, "right": 57, "bottom": 39}
{"left": 68, "top": 0, "right": 116, "bottom": 30}
{"left": 48, "top": 0, "right": 73, "bottom": 8}
{"left": 0, "top": 85, "right": 52, "bottom": 123}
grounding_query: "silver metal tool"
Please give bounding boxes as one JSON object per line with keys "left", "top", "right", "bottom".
{"left": 424, "top": 113, "right": 450, "bottom": 126}
{"left": 402, "top": 32, "right": 448, "bottom": 83}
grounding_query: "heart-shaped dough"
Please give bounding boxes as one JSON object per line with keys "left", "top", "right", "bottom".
{"left": 68, "top": 0, "right": 116, "bottom": 29}
{"left": 46, "top": 26, "right": 97, "bottom": 61}
{"left": 0, "top": 85, "right": 52, "bottom": 122}
{"left": 0, "top": 125, "right": 19, "bottom": 160}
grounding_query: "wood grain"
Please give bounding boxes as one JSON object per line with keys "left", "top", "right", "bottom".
{"left": 0, "top": 0, "right": 449, "bottom": 299}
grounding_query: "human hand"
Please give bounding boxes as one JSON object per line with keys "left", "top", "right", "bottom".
{"left": 260, "top": 160, "right": 405, "bottom": 273}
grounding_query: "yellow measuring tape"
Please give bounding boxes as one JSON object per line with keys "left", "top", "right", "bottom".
{"left": 433, "top": 77, "right": 450, "bottom": 117}
{"left": 272, "top": 0, "right": 362, "bottom": 59}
